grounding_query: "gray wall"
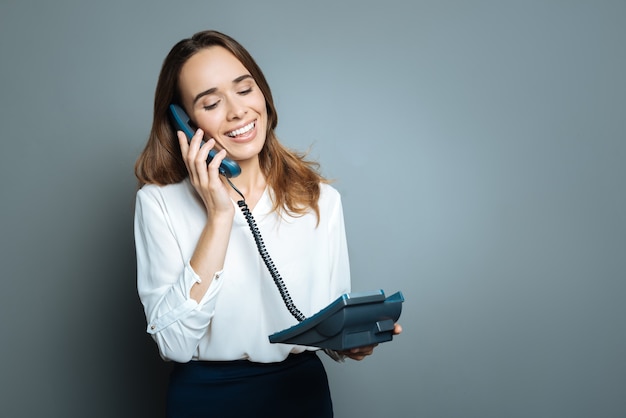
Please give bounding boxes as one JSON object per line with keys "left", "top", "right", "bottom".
{"left": 1, "top": 1, "right": 624, "bottom": 417}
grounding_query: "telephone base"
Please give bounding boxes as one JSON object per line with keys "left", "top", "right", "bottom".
{"left": 268, "top": 290, "right": 404, "bottom": 351}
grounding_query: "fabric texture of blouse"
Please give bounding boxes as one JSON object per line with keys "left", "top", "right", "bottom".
{"left": 134, "top": 178, "right": 351, "bottom": 363}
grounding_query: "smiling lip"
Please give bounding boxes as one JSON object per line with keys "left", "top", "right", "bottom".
{"left": 226, "top": 120, "right": 256, "bottom": 137}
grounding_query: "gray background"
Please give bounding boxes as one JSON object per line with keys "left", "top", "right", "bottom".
{"left": 1, "top": 1, "right": 624, "bottom": 417}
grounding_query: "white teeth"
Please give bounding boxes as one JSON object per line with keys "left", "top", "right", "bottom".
{"left": 227, "top": 121, "right": 255, "bottom": 137}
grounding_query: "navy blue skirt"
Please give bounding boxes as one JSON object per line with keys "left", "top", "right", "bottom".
{"left": 166, "top": 351, "right": 333, "bottom": 418}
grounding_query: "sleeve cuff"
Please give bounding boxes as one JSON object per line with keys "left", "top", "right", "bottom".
{"left": 147, "top": 299, "right": 198, "bottom": 334}
{"left": 146, "top": 265, "right": 224, "bottom": 335}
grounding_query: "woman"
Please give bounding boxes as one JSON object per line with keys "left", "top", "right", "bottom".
{"left": 134, "top": 30, "right": 400, "bottom": 418}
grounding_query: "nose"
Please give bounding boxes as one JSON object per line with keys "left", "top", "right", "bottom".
{"left": 226, "top": 96, "right": 246, "bottom": 120}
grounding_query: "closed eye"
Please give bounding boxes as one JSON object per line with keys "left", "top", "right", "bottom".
{"left": 203, "top": 100, "right": 220, "bottom": 111}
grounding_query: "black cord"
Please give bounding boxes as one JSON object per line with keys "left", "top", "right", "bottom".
{"left": 226, "top": 178, "right": 306, "bottom": 322}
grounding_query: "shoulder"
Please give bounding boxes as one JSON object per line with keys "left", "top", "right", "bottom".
{"left": 137, "top": 178, "right": 192, "bottom": 201}
{"left": 319, "top": 182, "right": 341, "bottom": 200}
{"left": 136, "top": 178, "right": 200, "bottom": 211}
{"left": 319, "top": 182, "right": 342, "bottom": 202}
{"left": 317, "top": 182, "right": 344, "bottom": 214}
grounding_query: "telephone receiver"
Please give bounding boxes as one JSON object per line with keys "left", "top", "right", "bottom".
{"left": 169, "top": 103, "right": 241, "bottom": 178}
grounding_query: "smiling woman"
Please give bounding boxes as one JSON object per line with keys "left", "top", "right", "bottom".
{"left": 135, "top": 31, "right": 326, "bottom": 220}
{"left": 133, "top": 30, "right": 400, "bottom": 418}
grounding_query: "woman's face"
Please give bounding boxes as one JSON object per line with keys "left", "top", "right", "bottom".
{"left": 178, "top": 46, "right": 268, "bottom": 163}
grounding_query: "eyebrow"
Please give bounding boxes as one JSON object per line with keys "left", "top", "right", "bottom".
{"left": 192, "top": 74, "right": 254, "bottom": 105}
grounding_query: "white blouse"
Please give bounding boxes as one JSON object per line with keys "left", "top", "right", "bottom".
{"left": 134, "top": 179, "right": 351, "bottom": 363}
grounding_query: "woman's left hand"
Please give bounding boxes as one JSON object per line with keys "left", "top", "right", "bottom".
{"left": 338, "top": 323, "right": 403, "bottom": 361}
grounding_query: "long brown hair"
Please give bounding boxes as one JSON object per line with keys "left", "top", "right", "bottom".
{"left": 135, "top": 30, "right": 327, "bottom": 220}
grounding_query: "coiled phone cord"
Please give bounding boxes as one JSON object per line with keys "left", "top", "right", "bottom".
{"left": 226, "top": 178, "right": 306, "bottom": 322}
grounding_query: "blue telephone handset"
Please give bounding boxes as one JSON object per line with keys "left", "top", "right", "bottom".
{"left": 169, "top": 104, "right": 241, "bottom": 178}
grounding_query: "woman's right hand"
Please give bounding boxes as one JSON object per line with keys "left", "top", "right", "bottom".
{"left": 178, "top": 129, "right": 234, "bottom": 302}
{"left": 178, "top": 129, "right": 234, "bottom": 218}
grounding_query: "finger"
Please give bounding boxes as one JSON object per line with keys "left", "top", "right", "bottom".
{"left": 177, "top": 130, "right": 189, "bottom": 155}
{"left": 189, "top": 128, "right": 205, "bottom": 150}
{"left": 348, "top": 353, "right": 367, "bottom": 361}
{"left": 207, "top": 148, "right": 228, "bottom": 180}
{"left": 194, "top": 138, "right": 215, "bottom": 187}
{"left": 347, "top": 349, "right": 372, "bottom": 360}
{"left": 177, "top": 130, "right": 200, "bottom": 183}
{"left": 181, "top": 129, "right": 208, "bottom": 186}
{"left": 351, "top": 343, "right": 377, "bottom": 353}
{"left": 185, "top": 129, "right": 204, "bottom": 164}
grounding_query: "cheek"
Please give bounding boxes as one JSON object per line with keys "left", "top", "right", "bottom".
{"left": 257, "top": 103, "right": 269, "bottom": 130}
{"left": 252, "top": 92, "right": 268, "bottom": 116}
{"left": 196, "top": 113, "right": 224, "bottom": 136}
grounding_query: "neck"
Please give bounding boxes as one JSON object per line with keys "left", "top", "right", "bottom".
{"left": 223, "top": 158, "right": 266, "bottom": 207}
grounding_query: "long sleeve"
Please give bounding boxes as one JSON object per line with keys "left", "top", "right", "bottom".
{"left": 134, "top": 180, "right": 352, "bottom": 363}
{"left": 134, "top": 185, "right": 224, "bottom": 362}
